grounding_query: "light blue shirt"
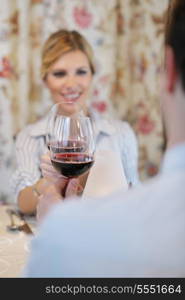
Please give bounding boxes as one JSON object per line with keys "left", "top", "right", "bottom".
{"left": 24, "top": 143, "right": 185, "bottom": 278}
{"left": 161, "top": 142, "right": 185, "bottom": 174}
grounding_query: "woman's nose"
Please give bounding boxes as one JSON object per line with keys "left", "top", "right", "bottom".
{"left": 63, "top": 76, "right": 77, "bottom": 90}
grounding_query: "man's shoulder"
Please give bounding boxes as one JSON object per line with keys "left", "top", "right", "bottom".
{"left": 124, "top": 170, "right": 185, "bottom": 199}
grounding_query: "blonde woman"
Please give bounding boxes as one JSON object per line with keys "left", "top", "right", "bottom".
{"left": 11, "top": 30, "right": 139, "bottom": 214}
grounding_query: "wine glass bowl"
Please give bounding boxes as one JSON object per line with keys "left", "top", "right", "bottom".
{"left": 46, "top": 101, "right": 84, "bottom": 150}
{"left": 47, "top": 103, "right": 95, "bottom": 178}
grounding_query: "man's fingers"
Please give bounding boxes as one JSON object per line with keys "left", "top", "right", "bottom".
{"left": 77, "top": 184, "right": 83, "bottom": 194}
{"left": 65, "top": 178, "right": 80, "bottom": 198}
{"left": 36, "top": 185, "right": 62, "bottom": 224}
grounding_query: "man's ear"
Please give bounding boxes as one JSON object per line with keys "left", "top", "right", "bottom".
{"left": 165, "top": 46, "right": 178, "bottom": 93}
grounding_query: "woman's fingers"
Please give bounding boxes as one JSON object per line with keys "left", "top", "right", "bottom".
{"left": 41, "top": 166, "right": 60, "bottom": 176}
{"left": 41, "top": 152, "right": 51, "bottom": 163}
{"left": 41, "top": 155, "right": 62, "bottom": 179}
{"left": 40, "top": 153, "right": 69, "bottom": 193}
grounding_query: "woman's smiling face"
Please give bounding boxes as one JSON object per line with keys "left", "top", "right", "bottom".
{"left": 45, "top": 50, "right": 93, "bottom": 115}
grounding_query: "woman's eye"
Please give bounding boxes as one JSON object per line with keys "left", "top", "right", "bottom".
{"left": 53, "top": 71, "right": 66, "bottom": 77}
{"left": 77, "top": 69, "right": 87, "bottom": 75}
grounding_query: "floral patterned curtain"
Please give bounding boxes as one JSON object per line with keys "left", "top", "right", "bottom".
{"left": 0, "top": 0, "right": 169, "bottom": 203}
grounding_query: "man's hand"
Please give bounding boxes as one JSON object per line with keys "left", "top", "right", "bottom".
{"left": 36, "top": 184, "right": 62, "bottom": 223}
{"left": 36, "top": 178, "right": 81, "bottom": 223}
{"left": 65, "top": 178, "right": 81, "bottom": 197}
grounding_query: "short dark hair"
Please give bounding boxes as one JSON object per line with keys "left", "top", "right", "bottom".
{"left": 165, "top": 0, "right": 185, "bottom": 90}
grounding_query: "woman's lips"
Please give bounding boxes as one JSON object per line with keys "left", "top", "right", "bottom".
{"left": 60, "top": 93, "right": 81, "bottom": 103}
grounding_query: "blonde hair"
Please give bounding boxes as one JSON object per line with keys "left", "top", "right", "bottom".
{"left": 41, "top": 30, "right": 95, "bottom": 80}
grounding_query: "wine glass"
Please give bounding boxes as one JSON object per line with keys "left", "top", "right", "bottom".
{"left": 48, "top": 103, "right": 95, "bottom": 178}
{"left": 46, "top": 101, "right": 84, "bottom": 150}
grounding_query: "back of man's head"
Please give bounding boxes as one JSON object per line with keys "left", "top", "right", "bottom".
{"left": 165, "top": 0, "right": 185, "bottom": 91}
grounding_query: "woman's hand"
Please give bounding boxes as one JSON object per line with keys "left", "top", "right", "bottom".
{"left": 40, "top": 152, "right": 83, "bottom": 196}
{"left": 40, "top": 152, "right": 68, "bottom": 192}
{"left": 37, "top": 153, "right": 83, "bottom": 223}
{"left": 41, "top": 152, "right": 66, "bottom": 182}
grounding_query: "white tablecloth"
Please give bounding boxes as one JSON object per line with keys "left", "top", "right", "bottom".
{"left": 0, "top": 205, "right": 35, "bottom": 278}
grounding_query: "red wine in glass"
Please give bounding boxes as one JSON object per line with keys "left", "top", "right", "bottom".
{"left": 48, "top": 107, "right": 95, "bottom": 178}
{"left": 51, "top": 152, "right": 94, "bottom": 177}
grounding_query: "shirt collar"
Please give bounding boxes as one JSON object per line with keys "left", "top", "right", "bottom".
{"left": 29, "top": 115, "right": 48, "bottom": 137}
{"left": 161, "top": 142, "right": 185, "bottom": 174}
